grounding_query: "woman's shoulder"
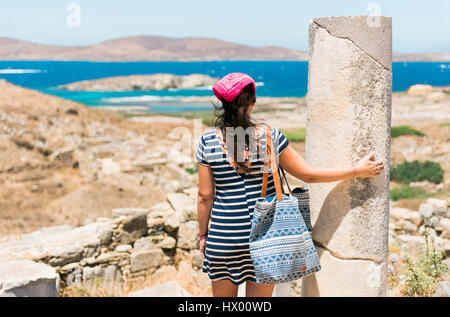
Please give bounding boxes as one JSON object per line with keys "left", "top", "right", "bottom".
{"left": 201, "top": 128, "right": 217, "bottom": 142}
{"left": 256, "top": 125, "right": 280, "bottom": 137}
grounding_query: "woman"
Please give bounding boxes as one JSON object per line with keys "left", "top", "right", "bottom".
{"left": 195, "top": 73, "right": 385, "bottom": 297}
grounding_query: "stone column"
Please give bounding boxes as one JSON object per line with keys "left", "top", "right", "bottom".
{"left": 303, "top": 16, "right": 392, "bottom": 297}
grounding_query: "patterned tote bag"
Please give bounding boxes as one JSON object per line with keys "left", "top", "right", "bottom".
{"left": 249, "top": 126, "right": 321, "bottom": 284}
{"left": 279, "top": 167, "right": 313, "bottom": 233}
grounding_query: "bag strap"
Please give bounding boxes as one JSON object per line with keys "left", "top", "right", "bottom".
{"left": 215, "top": 128, "right": 252, "bottom": 173}
{"left": 279, "top": 166, "right": 293, "bottom": 194}
{"left": 261, "top": 125, "right": 283, "bottom": 201}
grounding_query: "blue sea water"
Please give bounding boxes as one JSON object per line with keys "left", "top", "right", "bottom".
{"left": 0, "top": 61, "right": 449, "bottom": 113}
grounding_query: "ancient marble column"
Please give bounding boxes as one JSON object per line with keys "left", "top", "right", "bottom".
{"left": 302, "top": 16, "right": 392, "bottom": 297}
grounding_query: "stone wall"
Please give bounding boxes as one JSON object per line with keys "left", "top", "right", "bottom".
{"left": 0, "top": 188, "right": 205, "bottom": 296}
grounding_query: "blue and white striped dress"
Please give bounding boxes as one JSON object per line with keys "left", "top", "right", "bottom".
{"left": 195, "top": 126, "right": 289, "bottom": 285}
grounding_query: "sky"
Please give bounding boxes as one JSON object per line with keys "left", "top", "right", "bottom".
{"left": 0, "top": 0, "right": 449, "bottom": 54}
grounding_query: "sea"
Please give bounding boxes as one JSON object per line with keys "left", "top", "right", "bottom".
{"left": 0, "top": 61, "right": 449, "bottom": 113}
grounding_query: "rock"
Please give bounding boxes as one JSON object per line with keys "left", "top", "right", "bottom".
{"left": 147, "top": 211, "right": 169, "bottom": 229}
{"left": 437, "top": 238, "right": 450, "bottom": 257}
{"left": 425, "top": 216, "right": 440, "bottom": 228}
{"left": 134, "top": 237, "right": 156, "bottom": 251}
{"left": 390, "top": 207, "right": 422, "bottom": 226}
{"left": 99, "top": 158, "right": 121, "bottom": 175}
{"left": 82, "top": 266, "right": 103, "bottom": 283}
{"left": 444, "top": 257, "right": 450, "bottom": 270}
{"left": 65, "top": 109, "right": 78, "bottom": 115}
{"left": 164, "top": 214, "right": 181, "bottom": 233}
{"left": 410, "top": 181, "right": 435, "bottom": 192}
{"left": 407, "top": 84, "right": 433, "bottom": 95}
{"left": 167, "top": 193, "right": 197, "bottom": 222}
{"left": 273, "top": 282, "right": 292, "bottom": 297}
{"left": 0, "top": 222, "right": 112, "bottom": 264}
{"left": 112, "top": 208, "right": 149, "bottom": 218}
{"left": 175, "top": 261, "right": 198, "bottom": 294}
{"left": 103, "top": 265, "right": 122, "bottom": 284}
{"left": 195, "top": 270, "right": 212, "bottom": 296}
{"left": 302, "top": 247, "right": 387, "bottom": 297}
{"left": 177, "top": 221, "right": 199, "bottom": 250}
{"left": 427, "top": 198, "right": 447, "bottom": 216}
{"left": 418, "top": 203, "right": 433, "bottom": 219}
{"left": 48, "top": 245, "right": 83, "bottom": 266}
{"left": 62, "top": 263, "right": 82, "bottom": 286}
{"left": 188, "top": 250, "right": 203, "bottom": 269}
{"left": 82, "top": 265, "right": 122, "bottom": 285}
{"left": 183, "top": 187, "right": 198, "bottom": 198}
{"left": 51, "top": 148, "right": 74, "bottom": 167}
{"left": 182, "top": 205, "right": 197, "bottom": 222}
{"left": 439, "top": 218, "right": 450, "bottom": 239}
{"left": 118, "top": 214, "right": 148, "bottom": 244}
{"left": 174, "top": 248, "right": 190, "bottom": 264}
{"left": 96, "top": 226, "right": 113, "bottom": 245}
{"left": 150, "top": 265, "right": 178, "bottom": 285}
{"left": 395, "top": 235, "right": 424, "bottom": 254}
{"left": 116, "top": 244, "right": 132, "bottom": 252}
{"left": 433, "top": 281, "right": 450, "bottom": 297}
{"left": 290, "top": 280, "right": 302, "bottom": 297}
{"left": 158, "top": 236, "right": 176, "bottom": 250}
{"left": 130, "top": 249, "right": 164, "bottom": 272}
{"left": 402, "top": 220, "right": 418, "bottom": 233}
{"left": 150, "top": 202, "right": 173, "bottom": 213}
{"left": 127, "top": 281, "right": 192, "bottom": 297}
{"left": 0, "top": 260, "right": 59, "bottom": 297}
{"left": 83, "top": 252, "right": 129, "bottom": 266}
{"left": 428, "top": 91, "right": 446, "bottom": 102}
{"left": 58, "top": 74, "right": 218, "bottom": 92}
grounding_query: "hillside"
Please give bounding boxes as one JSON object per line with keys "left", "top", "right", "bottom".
{"left": 0, "top": 35, "right": 448, "bottom": 61}
{"left": 0, "top": 36, "right": 308, "bottom": 61}
{"left": 0, "top": 79, "right": 198, "bottom": 236}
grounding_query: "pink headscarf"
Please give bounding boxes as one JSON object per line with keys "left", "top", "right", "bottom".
{"left": 212, "top": 72, "right": 257, "bottom": 102}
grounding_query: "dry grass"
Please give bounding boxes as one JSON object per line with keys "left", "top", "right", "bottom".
{"left": 62, "top": 279, "right": 124, "bottom": 297}
{"left": 62, "top": 263, "right": 213, "bottom": 297}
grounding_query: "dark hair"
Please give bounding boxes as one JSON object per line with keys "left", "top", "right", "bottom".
{"left": 211, "top": 83, "right": 264, "bottom": 174}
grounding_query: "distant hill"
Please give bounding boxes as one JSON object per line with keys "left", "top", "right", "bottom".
{"left": 0, "top": 36, "right": 307, "bottom": 61}
{"left": 0, "top": 36, "right": 448, "bottom": 62}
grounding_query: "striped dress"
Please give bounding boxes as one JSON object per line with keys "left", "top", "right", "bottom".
{"left": 195, "top": 125, "right": 289, "bottom": 285}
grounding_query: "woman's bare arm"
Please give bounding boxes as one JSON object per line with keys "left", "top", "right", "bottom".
{"left": 279, "top": 144, "right": 385, "bottom": 183}
{"left": 197, "top": 163, "right": 215, "bottom": 234}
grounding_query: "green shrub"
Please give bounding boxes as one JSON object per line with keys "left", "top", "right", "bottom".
{"left": 390, "top": 160, "right": 444, "bottom": 184}
{"left": 390, "top": 185, "right": 430, "bottom": 201}
{"left": 185, "top": 165, "right": 199, "bottom": 175}
{"left": 438, "top": 122, "right": 450, "bottom": 127}
{"left": 281, "top": 128, "right": 306, "bottom": 143}
{"left": 391, "top": 125, "right": 426, "bottom": 138}
{"left": 402, "top": 228, "right": 448, "bottom": 297}
{"left": 162, "top": 111, "right": 216, "bottom": 127}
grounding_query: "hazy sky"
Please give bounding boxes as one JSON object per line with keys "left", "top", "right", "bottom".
{"left": 1, "top": 0, "right": 449, "bottom": 53}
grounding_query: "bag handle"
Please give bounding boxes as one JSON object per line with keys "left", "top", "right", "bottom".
{"left": 279, "top": 166, "right": 293, "bottom": 194}
{"left": 261, "top": 126, "right": 283, "bottom": 201}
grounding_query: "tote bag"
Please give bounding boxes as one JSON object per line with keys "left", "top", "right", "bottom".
{"left": 249, "top": 126, "right": 321, "bottom": 284}
{"left": 279, "top": 167, "right": 313, "bottom": 233}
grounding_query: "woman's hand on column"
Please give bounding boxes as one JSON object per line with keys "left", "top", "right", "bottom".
{"left": 355, "top": 151, "right": 385, "bottom": 178}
